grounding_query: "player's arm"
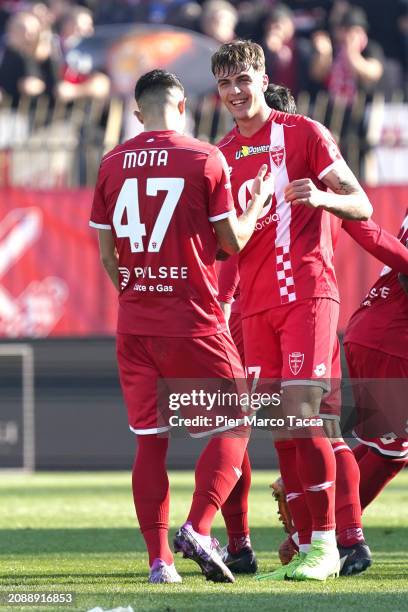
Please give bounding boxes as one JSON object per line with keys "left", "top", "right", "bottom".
{"left": 218, "top": 255, "right": 239, "bottom": 323}
{"left": 89, "top": 164, "right": 119, "bottom": 290}
{"left": 97, "top": 229, "right": 119, "bottom": 290}
{"left": 399, "top": 239, "right": 408, "bottom": 295}
{"left": 285, "top": 120, "right": 372, "bottom": 220}
{"left": 214, "top": 164, "right": 274, "bottom": 254}
{"left": 320, "top": 163, "right": 372, "bottom": 219}
{"left": 284, "top": 162, "right": 372, "bottom": 220}
{"left": 342, "top": 219, "right": 408, "bottom": 274}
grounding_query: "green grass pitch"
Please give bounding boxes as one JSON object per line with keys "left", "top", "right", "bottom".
{"left": 0, "top": 470, "right": 407, "bottom": 612}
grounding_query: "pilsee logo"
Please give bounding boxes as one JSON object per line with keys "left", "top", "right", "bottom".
{"left": 314, "top": 363, "right": 326, "bottom": 377}
{"left": 289, "top": 352, "right": 304, "bottom": 375}
{"left": 235, "top": 144, "right": 271, "bottom": 160}
{"left": 270, "top": 145, "right": 285, "bottom": 168}
{"left": 118, "top": 267, "right": 130, "bottom": 290}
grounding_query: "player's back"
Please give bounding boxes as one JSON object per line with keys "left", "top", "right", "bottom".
{"left": 91, "top": 130, "right": 233, "bottom": 337}
{"left": 344, "top": 212, "right": 408, "bottom": 359}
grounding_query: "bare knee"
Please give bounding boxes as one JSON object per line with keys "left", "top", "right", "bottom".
{"left": 281, "top": 384, "right": 324, "bottom": 419}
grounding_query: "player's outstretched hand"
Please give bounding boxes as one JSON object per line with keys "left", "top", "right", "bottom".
{"left": 284, "top": 178, "right": 324, "bottom": 209}
{"left": 251, "top": 164, "right": 274, "bottom": 209}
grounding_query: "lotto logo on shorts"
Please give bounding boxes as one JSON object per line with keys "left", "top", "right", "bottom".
{"left": 289, "top": 352, "right": 304, "bottom": 375}
{"left": 314, "top": 363, "right": 327, "bottom": 377}
{"left": 276, "top": 245, "right": 296, "bottom": 304}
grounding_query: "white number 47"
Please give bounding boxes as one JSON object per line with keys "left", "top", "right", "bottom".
{"left": 113, "top": 177, "right": 184, "bottom": 253}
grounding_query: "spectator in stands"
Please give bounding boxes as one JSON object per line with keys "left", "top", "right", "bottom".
{"left": 30, "top": 3, "right": 60, "bottom": 68}
{"left": 93, "top": 0, "right": 192, "bottom": 26}
{"left": 261, "top": 3, "right": 315, "bottom": 97}
{"left": 31, "top": 2, "right": 55, "bottom": 29}
{"left": 278, "top": 0, "right": 330, "bottom": 37}
{"left": 58, "top": 5, "right": 94, "bottom": 53}
{"left": 167, "top": 2, "right": 203, "bottom": 31}
{"left": 200, "top": 0, "right": 238, "bottom": 44}
{"left": 55, "top": 5, "right": 110, "bottom": 101}
{"left": 0, "top": 10, "right": 59, "bottom": 107}
{"left": 398, "top": 0, "right": 408, "bottom": 90}
{"left": 310, "top": 7, "right": 384, "bottom": 105}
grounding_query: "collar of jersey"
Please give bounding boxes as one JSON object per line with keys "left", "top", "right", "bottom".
{"left": 232, "top": 110, "right": 276, "bottom": 142}
{"left": 143, "top": 130, "right": 179, "bottom": 137}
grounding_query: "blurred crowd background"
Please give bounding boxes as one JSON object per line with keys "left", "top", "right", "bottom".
{"left": 0, "top": 0, "right": 407, "bottom": 186}
{"left": 1, "top": 0, "right": 407, "bottom": 107}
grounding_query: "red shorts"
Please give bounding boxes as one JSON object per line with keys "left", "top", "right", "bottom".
{"left": 116, "top": 332, "right": 246, "bottom": 437}
{"left": 242, "top": 298, "right": 339, "bottom": 391}
{"left": 344, "top": 342, "right": 408, "bottom": 459}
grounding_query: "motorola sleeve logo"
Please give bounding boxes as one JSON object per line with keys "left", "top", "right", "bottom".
{"left": 238, "top": 179, "right": 273, "bottom": 219}
{"left": 237, "top": 180, "right": 279, "bottom": 231}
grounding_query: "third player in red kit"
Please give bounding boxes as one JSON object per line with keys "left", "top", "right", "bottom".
{"left": 212, "top": 40, "right": 373, "bottom": 581}
{"left": 344, "top": 213, "right": 408, "bottom": 507}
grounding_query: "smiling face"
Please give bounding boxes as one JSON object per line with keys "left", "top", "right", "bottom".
{"left": 215, "top": 65, "right": 269, "bottom": 122}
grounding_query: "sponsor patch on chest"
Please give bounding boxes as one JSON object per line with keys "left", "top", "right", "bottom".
{"left": 235, "top": 144, "right": 271, "bottom": 160}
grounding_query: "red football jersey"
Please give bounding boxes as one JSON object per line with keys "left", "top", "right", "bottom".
{"left": 90, "top": 130, "right": 234, "bottom": 336}
{"left": 344, "top": 213, "right": 408, "bottom": 359}
{"left": 218, "top": 110, "right": 342, "bottom": 318}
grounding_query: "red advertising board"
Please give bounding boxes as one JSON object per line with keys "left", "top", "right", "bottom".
{"left": 0, "top": 188, "right": 116, "bottom": 337}
{"left": 0, "top": 186, "right": 406, "bottom": 337}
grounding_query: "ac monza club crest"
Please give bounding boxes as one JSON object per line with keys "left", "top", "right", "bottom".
{"left": 270, "top": 146, "right": 285, "bottom": 168}
{"left": 289, "top": 352, "right": 304, "bottom": 375}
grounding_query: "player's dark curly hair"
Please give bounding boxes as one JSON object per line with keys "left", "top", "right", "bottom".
{"left": 264, "top": 84, "right": 297, "bottom": 114}
{"left": 134, "top": 69, "right": 184, "bottom": 103}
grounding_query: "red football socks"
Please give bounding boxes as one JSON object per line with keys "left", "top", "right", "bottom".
{"left": 332, "top": 440, "right": 364, "bottom": 547}
{"left": 132, "top": 435, "right": 173, "bottom": 566}
{"left": 221, "top": 449, "right": 251, "bottom": 553}
{"left": 295, "top": 434, "right": 336, "bottom": 532}
{"left": 274, "top": 439, "right": 312, "bottom": 544}
{"left": 187, "top": 432, "right": 249, "bottom": 535}
{"left": 357, "top": 447, "right": 407, "bottom": 510}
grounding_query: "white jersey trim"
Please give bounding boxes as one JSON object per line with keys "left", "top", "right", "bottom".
{"left": 89, "top": 221, "right": 111, "bottom": 230}
{"left": 209, "top": 210, "right": 235, "bottom": 222}
{"left": 353, "top": 432, "right": 408, "bottom": 458}
{"left": 317, "top": 159, "right": 344, "bottom": 181}
{"left": 269, "top": 121, "right": 297, "bottom": 305}
{"left": 129, "top": 425, "right": 171, "bottom": 435}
